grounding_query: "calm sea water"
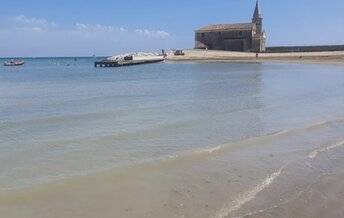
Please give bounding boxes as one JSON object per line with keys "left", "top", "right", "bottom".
{"left": 1, "top": 58, "right": 344, "bottom": 192}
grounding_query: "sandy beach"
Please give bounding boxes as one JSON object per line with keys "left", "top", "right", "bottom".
{"left": 243, "top": 173, "right": 344, "bottom": 218}
{"left": 166, "top": 49, "right": 344, "bottom": 65}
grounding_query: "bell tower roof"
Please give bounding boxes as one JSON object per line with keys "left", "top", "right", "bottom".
{"left": 253, "top": 0, "right": 261, "bottom": 19}
{"left": 252, "top": 0, "right": 263, "bottom": 34}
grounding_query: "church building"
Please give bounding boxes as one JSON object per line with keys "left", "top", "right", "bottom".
{"left": 195, "top": 1, "right": 266, "bottom": 52}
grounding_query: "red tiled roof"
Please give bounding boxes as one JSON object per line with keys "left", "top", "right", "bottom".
{"left": 196, "top": 23, "right": 253, "bottom": 32}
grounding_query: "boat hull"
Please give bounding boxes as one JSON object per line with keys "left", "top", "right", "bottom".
{"left": 4, "top": 61, "right": 25, "bottom": 66}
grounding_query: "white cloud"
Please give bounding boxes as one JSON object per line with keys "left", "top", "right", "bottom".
{"left": 75, "top": 23, "right": 90, "bottom": 30}
{"left": 31, "top": 27, "right": 42, "bottom": 31}
{"left": 75, "top": 23, "right": 129, "bottom": 33}
{"left": 0, "top": 16, "right": 173, "bottom": 57}
{"left": 14, "top": 15, "right": 47, "bottom": 25}
{"left": 119, "top": 27, "right": 127, "bottom": 32}
{"left": 135, "top": 29, "right": 169, "bottom": 38}
{"left": 4, "top": 16, "right": 169, "bottom": 38}
{"left": 9, "top": 15, "right": 58, "bottom": 29}
{"left": 74, "top": 23, "right": 169, "bottom": 39}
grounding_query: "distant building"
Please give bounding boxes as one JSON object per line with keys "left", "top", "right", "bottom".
{"left": 195, "top": 0, "right": 266, "bottom": 52}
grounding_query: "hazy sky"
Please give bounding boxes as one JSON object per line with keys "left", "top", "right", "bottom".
{"left": 1, "top": 0, "right": 344, "bottom": 57}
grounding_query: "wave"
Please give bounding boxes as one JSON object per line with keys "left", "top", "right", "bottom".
{"left": 168, "top": 145, "right": 222, "bottom": 160}
{"left": 0, "top": 111, "right": 129, "bottom": 128}
{"left": 214, "top": 167, "right": 283, "bottom": 218}
{"left": 2, "top": 117, "right": 343, "bottom": 197}
{"left": 308, "top": 140, "right": 344, "bottom": 159}
{"left": 167, "top": 118, "right": 344, "bottom": 162}
{"left": 0, "top": 102, "right": 179, "bottom": 128}
{"left": 206, "top": 118, "right": 344, "bottom": 218}
{"left": 212, "top": 136, "right": 344, "bottom": 218}
{"left": 168, "top": 119, "right": 344, "bottom": 218}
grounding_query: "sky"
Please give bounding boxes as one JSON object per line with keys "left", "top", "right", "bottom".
{"left": 1, "top": 0, "right": 344, "bottom": 57}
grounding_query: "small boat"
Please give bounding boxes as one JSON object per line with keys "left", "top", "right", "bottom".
{"left": 4, "top": 60, "right": 25, "bottom": 66}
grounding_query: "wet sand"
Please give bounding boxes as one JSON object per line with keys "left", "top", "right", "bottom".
{"left": 244, "top": 173, "right": 344, "bottom": 218}
{"left": 228, "top": 139, "right": 344, "bottom": 218}
{"left": 166, "top": 49, "right": 344, "bottom": 65}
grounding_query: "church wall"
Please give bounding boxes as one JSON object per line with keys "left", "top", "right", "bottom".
{"left": 252, "top": 38, "right": 261, "bottom": 52}
{"left": 195, "top": 29, "right": 253, "bottom": 51}
{"left": 195, "top": 32, "right": 212, "bottom": 48}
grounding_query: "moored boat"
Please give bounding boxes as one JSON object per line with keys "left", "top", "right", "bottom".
{"left": 4, "top": 60, "right": 25, "bottom": 66}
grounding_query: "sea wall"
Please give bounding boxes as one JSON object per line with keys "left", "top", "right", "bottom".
{"left": 266, "top": 45, "right": 344, "bottom": 53}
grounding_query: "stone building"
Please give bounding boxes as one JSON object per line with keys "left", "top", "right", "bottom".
{"left": 195, "top": 0, "right": 266, "bottom": 52}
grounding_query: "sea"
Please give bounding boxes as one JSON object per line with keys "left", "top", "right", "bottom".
{"left": 1, "top": 57, "right": 344, "bottom": 217}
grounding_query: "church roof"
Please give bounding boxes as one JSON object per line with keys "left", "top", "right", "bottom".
{"left": 195, "top": 23, "right": 254, "bottom": 32}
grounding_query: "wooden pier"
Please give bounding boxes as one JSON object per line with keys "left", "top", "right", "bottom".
{"left": 94, "top": 59, "right": 164, "bottom": 68}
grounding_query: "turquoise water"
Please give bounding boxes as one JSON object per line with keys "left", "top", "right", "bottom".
{"left": 1, "top": 58, "right": 344, "bottom": 191}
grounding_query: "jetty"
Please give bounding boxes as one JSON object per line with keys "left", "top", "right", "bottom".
{"left": 95, "top": 52, "right": 165, "bottom": 68}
